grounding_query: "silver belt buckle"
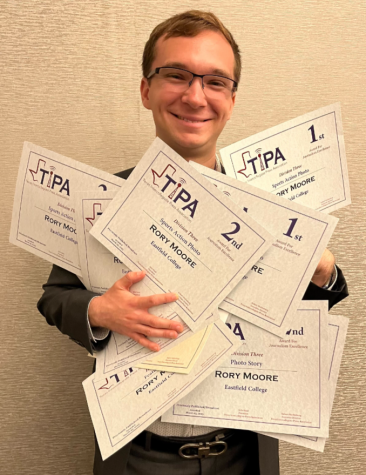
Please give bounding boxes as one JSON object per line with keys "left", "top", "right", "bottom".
{"left": 179, "top": 434, "right": 228, "bottom": 459}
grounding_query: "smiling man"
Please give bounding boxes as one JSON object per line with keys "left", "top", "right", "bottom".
{"left": 140, "top": 29, "right": 237, "bottom": 167}
{"left": 38, "top": 10, "right": 348, "bottom": 475}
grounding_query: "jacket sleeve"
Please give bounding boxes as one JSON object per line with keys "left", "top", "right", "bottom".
{"left": 36, "top": 169, "right": 135, "bottom": 354}
{"left": 302, "top": 265, "right": 349, "bottom": 309}
{"left": 37, "top": 264, "right": 110, "bottom": 354}
{"left": 37, "top": 257, "right": 348, "bottom": 355}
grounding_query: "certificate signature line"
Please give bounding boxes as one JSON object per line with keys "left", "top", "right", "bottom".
{"left": 271, "top": 168, "right": 325, "bottom": 193}
{"left": 220, "top": 367, "right": 297, "bottom": 372}
{"left": 35, "top": 206, "right": 74, "bottom": 223}
{"left": 260, "top": 369, "right": 297, "bottom": 372}
{"left": 143, "top": 210, "right": 212, "bottom": 273}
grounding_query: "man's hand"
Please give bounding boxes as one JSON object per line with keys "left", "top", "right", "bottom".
{"left": 88, "top": 271, "right": 182, "bottom": 352}
{"left": 311, "top": 248, "right": 335, "bottom": 288}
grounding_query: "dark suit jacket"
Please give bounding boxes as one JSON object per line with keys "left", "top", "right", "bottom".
{"left": 37, "top": 167, "right": 348, "bottom": 475}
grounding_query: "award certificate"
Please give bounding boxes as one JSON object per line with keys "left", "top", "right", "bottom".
{"left": 220, "top": 103, "right": 350, "bottom": 213}
{"left": 162, "top": 302, "right": 329, "bottom": 437}
{"left": 191, "top": 162, "right": 337, "bottom": 336}
{"left": 259, "top": 313, "right": 348, "bottom": 451}
{"left": 74, "top": 190, "right": 220, "bottom": 375}
{"left": 91, "top": 138, "right": 273, "bottom": 331}
{"left": 10, "top": 142, "right": 123, "bottom": 275}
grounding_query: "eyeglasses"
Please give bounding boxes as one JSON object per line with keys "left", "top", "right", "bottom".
{"left": 146, "top": 67, "right": 238, "bottom": 98}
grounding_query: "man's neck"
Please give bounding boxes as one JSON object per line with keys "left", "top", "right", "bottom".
{"left": 157, "top": 135, "right": 217, "bottom": 169}
{"left": 186, "top": 153, "right": 217, "bottom": 170}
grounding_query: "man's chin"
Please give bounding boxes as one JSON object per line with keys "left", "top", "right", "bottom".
{"left": 171, "top": 132, "right": 211, "bottom": 152}
{"left": 156, "top": 129, "right": 214, "bottom": 157}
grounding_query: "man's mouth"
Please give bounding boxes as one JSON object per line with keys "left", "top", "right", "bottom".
{"left": 171, "top": 113, "right": 210, "bottom": 123}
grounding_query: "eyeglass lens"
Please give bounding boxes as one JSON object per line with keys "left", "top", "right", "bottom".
{"left": 158, "top": 68, "right": 234, "bottom": 96}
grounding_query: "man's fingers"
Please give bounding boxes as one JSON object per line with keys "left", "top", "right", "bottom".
{"left": 312, "top": 248, "right": 336, "bottom": 287}
{"left": 130, "top": 333, "right": 160, "bottom": 352}
{"left": 138, "top": 313, "right": 184, "bottom": 333}
{"left": 134, "top": 324, "right": 179, "bottom": 340}
{"left": 136, "top": 292, "right": 178, "bottom": 309}
{"left": 119, "top": 271, "right": 146, "bottom": 291}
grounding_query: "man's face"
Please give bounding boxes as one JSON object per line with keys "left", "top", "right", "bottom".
{"left": 141, "top": 30, "right": 236, "bottom": 158}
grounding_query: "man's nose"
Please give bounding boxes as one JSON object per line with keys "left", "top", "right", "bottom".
{"left": 181, "top": 76, "right": 208, "bottom": 108}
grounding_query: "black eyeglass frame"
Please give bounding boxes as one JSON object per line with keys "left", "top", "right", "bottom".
{"left": 146, "top": 67, "right": 238, "bottom": 93}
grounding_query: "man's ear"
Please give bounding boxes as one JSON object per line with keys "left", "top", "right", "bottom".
{"left": 140, "top": 78, "right": 151, "bottom": 110}
{"left": 227, "top": 92, "right": 236, "bottom": 120}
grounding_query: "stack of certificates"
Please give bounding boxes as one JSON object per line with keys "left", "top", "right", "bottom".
{"left": 10, "top": 103, "right": 350, "bottom": 460}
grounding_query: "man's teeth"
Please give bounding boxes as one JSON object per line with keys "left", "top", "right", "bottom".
{"left": 177, "top": 115, "right": 206, "bottom": 123}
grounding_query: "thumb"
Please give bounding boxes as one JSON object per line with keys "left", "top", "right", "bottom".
{"left": 119, "top": 270, "right": 146, "bottom": 291}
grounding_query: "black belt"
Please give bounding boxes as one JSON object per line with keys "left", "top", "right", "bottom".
{"left": 134, "top": 429, "right": 242, "bottom": 459}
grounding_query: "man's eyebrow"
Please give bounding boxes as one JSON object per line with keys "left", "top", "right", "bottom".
{"left": 162, "top": 62, "right": 233, "bottom": 78}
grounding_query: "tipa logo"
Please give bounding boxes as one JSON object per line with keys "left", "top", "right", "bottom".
{"left": 225, "top": 321, "right": 245, "bottom": 340}
{"left": 286, "top": 327, "right": 304, "bottom": 336}
{"left": 238, "top": 147, "right": 286, "bottom": 178}
{"left": 168, "top": 178, "right": 186, "bottom": 199}
{"left": 151, "top": 164, "right": 177, "bottom": 186}
{"left": 98, "top": 368, "right": 133, "bottom": 392}
{"left": 150, "top": 163, "right": 199, "bottom": 218}
{"left": 28, "top": 157, "right": 70, "bottom": 195}
{"left": 86, "top": 203, "right": 103, "bottom": 226}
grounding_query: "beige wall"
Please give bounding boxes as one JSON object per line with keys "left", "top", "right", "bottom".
{"left": 1, "top": 1, "right": 365, "bottom": 473}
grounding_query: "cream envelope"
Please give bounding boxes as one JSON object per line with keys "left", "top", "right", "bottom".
{"left": 136, "top": 323, "right": 213, "bottom": 374}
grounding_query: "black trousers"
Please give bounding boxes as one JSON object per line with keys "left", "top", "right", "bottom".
{"left": 125, "top": 430, "right": 260, "bottom": 475}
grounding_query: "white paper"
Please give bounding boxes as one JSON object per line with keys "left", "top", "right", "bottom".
{"left": 220, "top": 103, "right": 350, "bottom": 213}
{"left": 74, "top": 190, "right": 131, "bottom": 292}
{"left": 74, "top": 189, "right": 221, "bottom": 375}
{"left": 83, "top": 319, "right": 242, "bottom": 461}
{"left": 259, "top": 313, "right": 348, "bottom": 451}
{"left": 191, "top": 162, "right": 338, "bottom": 336}
{"left": 90, "top": 137, "right": 273, "bottom": 331}
{"left": 9, "top": 142, "right": 123, "bottom": 275}
{"left": 162, "top": 301, "right": 329, "bottom": 437}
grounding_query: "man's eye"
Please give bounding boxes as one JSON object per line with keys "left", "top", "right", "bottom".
{"left": 206, "top": 79, "right": 227, "bottom": 88}
{"left": 165, "top": 73, "right": 186, "bottom": 80}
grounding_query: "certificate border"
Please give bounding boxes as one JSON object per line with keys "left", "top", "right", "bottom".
{"left": 297, "top": 321, "right": 340, "bottom": 443}
{"left": 81, "top": 197, "right": 116, "bottom": 290}
{"left": 17, "top": 150, "right": 121, "bottom": 271}
{"left": 99, "top": 150, "right": 268, "bottom": 323}
{"left": 92, "top": 323, "right": 236, "bottom": 448}
{"left": 204, "top": 172, "right": 331, "bottom": 328}
{"left": 228, "top": 111, "right": 347, "bottom": 212}
{"left": 171, "top": 309, "right": 323, "bottom": 431}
